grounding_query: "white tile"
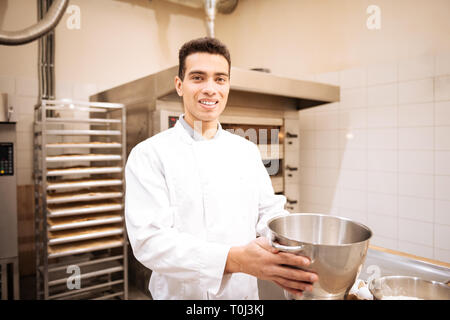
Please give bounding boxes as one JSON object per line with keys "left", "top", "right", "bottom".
{"left": 368, "top": 149, "right": 397, "bottom": 172}
{"left": 368, "top": 192, "right": 397, "bottom": 216}
{"left": 339, "top": 108, "right": 367, "bottom": 129}
{"left": 398, "top": 102, "right": 434, "bottom": 127}
{"left": 0, "top": 76, "right": 15, "bottom": 95}
{"left": 367, "top": 61, "right": 397, "bottom": 86}
{"left": 435, "top": 175, "right": 450, "bottom": 201}
{"left": 435, "top": 200, "right": 450, "bottom": 226}
{"left": 338, "top": 208, "right": 367, "bottom": 225}
{"left": 398, "top": 241, "right": 434, "bottom": 260}
{"left": 55, "top": 81, "right": 74, "bottom": 99}
{"left": 399, "top": 55, "right": 434, "bottom": 81}
{"left": 339, "top": 188, "right": 367, "bottom": 212}
{"left": 16, "top": 113, "right": 34, "bottom": 133}
{"left": 316, "top": 149, "right": 341, "bottom": 168}
{"left": 300, "top": 167, "right": 316, "bottom": 186}
{"left": 398, "top": 150, "right": 434, "bottom": 174}
{"left": 399, "top": 219, "right": 433, "bottom": 246}
{"left": 368, "top": 128, "right": 397, "bottom": 149}
{"left": 368, "top": 214, "right": 397, "bottom": 238}
{"left": 315, "top": 130, "right": 339, "bottom": 149}
{"left": 399, "top": 173, "right": 434, "bottom": 198}
{"left": 299, "top": 113, "right": 315, "bottom": 130}
{"left": 341, "top": 149, "right": 367, "bottom": 170}
{"left": 367, "top": 105, "right": 397, "bottom": 128}
{"left": 17, "top": 148, "right": 33, "bottom": 169}
{"left": 17, "top": 167, "right": 33, "bottom": 186}
{"left": 340, "top": 67, "right": 366, "bottom": 89}
{"left": 73, "top": 83, "right": 98, "bottom": 100}
{"left": 398, "top": 127, "right": 433, "bottom": 150}
{"left": 435, "top": 127, "right": 450, "bottom": 150}
{"left": 15, "top": 96, "right": 37, "bottom": 115}
{"left": 315, "top": 71, "right": 340, "bottom": 86}
{"left": 435, "top": 101, "right": 450, "bottom": 126}
{"left": 436, "top": 151, "right": 450, "bottom": 175}
{"left": 435, "top": 75, "right": 450, "bottom": 101}
{"left": 398, "top": 196, "right": 433, "bottom": 223}
{"left": 16, "top": 131, "right": 33, "bottom": 152}
{"left": 308, "top": 186, "right": 337, "bottom": 206}
{"left": 339, "top": 129, "right": 367, "bottom": 149}
{"left": 368, "top": 84, "right": 397, "bottom": 107}
{"left": 435, "top": 52, "right": 450, "bottom": 76}
{"left": 315, "top": 111, "right": 339, "bottom": 130}
{"left": 338, "top": 169, "right": 367, "bottom": 190}
{"left": 370, "top": 235, "right": 398, "bottom": 250}
{"left": 399, "top": 78, "right": 434, "bottom": 104}
{"left": 315, "top": 168, "right": 340, "bottom": 187}
{"left": 340, "top": 87, "right": 367, "bottom": 109}
{"left": 300, "top": 150, "right": 315, "bottom": 167}
{"left": 299, "top": 131, "right": 315, "bottom": 149}
{"left": 16, "top": 78, "right": 39, "bottom": 97}
{"left": 368, "top": 172, "right": 397, "bottom": 194}
{"left": 434, "top": 248, "right": 450, "bottom": 263}
{"left": 435, "top": 224, "right": 450, "bottom": 250}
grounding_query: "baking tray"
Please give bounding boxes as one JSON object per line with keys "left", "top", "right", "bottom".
{"left": 47, "top": 236, "right": 124, "bottom": 258}
{"left": 48, "top": 225, "right": 123, "bottom": 245}
{"left": 45, "top": 129, "right": 121, "bottom": 136}
{"left": 46, "top": 118, "right": 121, "bottom": 124}
{"left": 47, "top": 201, "right": 123, "bottom": 217}
{"left": 48, "top": 212, "right": 123, "bottom": 231}
{"left": 46, "top": 154, "right": 122, "bottom": 162}
{"left": 47, "top": 166, "right": 122, "bottom": 176}
{"left": 46, "top": 190, "right": 123, "bottom": 204}
{"left": 46, "top": 178, "right": 123, "bottom": 190}
{"left": 46, "top": 142, "right": 122, "bottom": 149}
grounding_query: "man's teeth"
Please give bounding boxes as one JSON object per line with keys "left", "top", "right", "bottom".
{"left": 200, "top": 101, "right": 216, "bottom": 105}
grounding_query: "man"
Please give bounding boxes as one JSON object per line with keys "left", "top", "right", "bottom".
{"left": 125, "top": 37, "right": 318, "bottom": 300}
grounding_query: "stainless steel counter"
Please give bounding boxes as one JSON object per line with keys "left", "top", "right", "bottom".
{"left": 258, "top": 248, "right": 450, "bottom": 300}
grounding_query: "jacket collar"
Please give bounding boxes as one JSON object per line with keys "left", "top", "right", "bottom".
{"left": 174, "top": 116, "right": 223, "bottom": 144}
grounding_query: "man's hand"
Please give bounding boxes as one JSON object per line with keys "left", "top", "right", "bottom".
{"left": 225, "top": 237, "right": 319, "bottom": 298}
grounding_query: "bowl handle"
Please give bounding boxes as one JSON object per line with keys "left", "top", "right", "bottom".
{"left": 271, "top": 241, "right": 304, "bottom": 254}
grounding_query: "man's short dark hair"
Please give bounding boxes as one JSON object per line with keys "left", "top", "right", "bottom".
{"left": 178, "top": 37, "right": 231, "bottom": 80}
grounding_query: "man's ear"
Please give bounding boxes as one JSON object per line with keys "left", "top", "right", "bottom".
{"left": 174, "top": 76, "right": 183, "bottom": 97}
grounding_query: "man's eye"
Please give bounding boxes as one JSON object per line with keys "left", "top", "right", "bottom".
{"left": 192, "top": 76, "right": 203, "bottom": 81}
{"left": 217, "top": 77, "right": 226, "bottom": 83}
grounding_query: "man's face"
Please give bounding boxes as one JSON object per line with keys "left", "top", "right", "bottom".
{"left": 175, "top": 52, "right": 230, "bottom": 124}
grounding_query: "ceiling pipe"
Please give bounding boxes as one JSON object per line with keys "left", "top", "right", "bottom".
{"left": 0, "top": 0, "right": 69, "bottom": 46}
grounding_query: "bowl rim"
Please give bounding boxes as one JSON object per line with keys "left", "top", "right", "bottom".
{"left": 267, "top": 212, "right": 373, "bottom": 248}
{"left": 368, "top": 275, "right": 450, "bottom": 299}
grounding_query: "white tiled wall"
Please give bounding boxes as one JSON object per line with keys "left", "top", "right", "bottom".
{"left": 0, "top": 77, "right": 100, "bottom": 186}
{"left": 300, "top": 52, "right": 450, "bottom": 263}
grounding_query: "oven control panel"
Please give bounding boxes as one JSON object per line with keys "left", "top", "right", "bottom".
{"left": 0, "top": 142, "right": 14, "bottom": 176}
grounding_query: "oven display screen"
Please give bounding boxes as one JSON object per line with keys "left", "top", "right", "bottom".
{"left": 0, "top": 143, "right": 13, "bottom": 176}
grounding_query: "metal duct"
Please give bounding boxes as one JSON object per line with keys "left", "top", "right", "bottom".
{"left": 164, "top": 0, "right": 238, "bottom": 37}
{"left": 38, "top": 0, "right": 57, "bottom": 101}
{"left": 0, "top": 0, "right": 68, "bottom": 46}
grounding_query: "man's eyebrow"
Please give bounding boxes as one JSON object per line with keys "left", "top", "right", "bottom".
{"left": 188, "top": 70, "right": 229, "bottom": 77}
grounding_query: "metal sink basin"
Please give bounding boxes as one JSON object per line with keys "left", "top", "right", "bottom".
{"left": 258, "top": 248, "right": 450, "bottom": 300}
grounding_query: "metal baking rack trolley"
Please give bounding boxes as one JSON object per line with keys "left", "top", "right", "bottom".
{"left": 34, "top": 99, "right": 128, "bottom": 300}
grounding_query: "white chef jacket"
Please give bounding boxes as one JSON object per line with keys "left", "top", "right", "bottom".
{"left": 125, "top": 115, "right": 289, "bottom": 300}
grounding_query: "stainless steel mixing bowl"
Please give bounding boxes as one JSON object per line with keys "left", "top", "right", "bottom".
{"left": 267, "top": 213, "right": 372, "bottom": 300}
{"left": 369, "top": 276, "right": 450, "bottom": 300}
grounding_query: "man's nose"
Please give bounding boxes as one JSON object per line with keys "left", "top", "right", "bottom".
{"left": 202, "top": 79, "right": 217, "bottom": 95}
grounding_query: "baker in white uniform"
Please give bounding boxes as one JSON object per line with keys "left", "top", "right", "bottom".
{"left": 125, "top": 37, "right": 318, "bottom": 300}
